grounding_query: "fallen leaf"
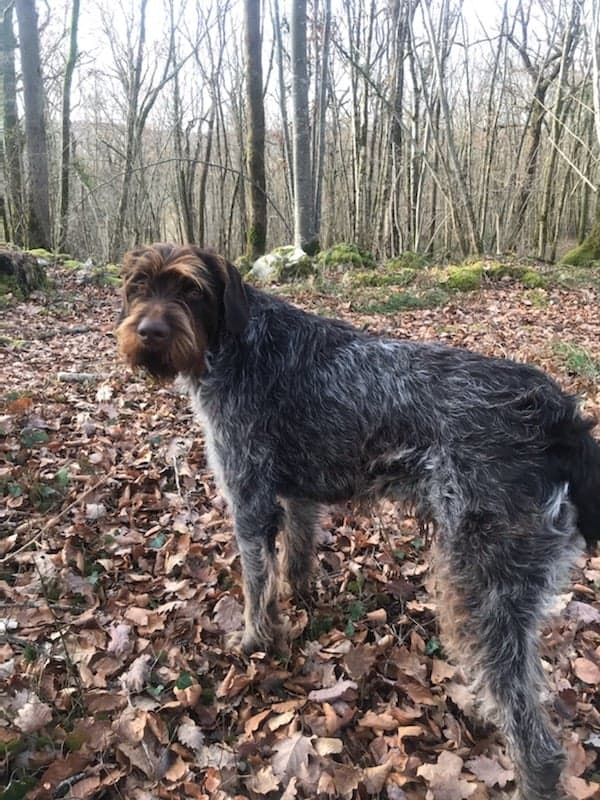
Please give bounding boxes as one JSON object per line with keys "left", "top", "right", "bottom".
{"left": 178, "top": 716, "right": 205, "bottom": 752}
{"left": 271, "top": 733, "right": 317, "bottom": 784}
{"left": 308, "top": 679, "right": 357, "bottom": 703}
{"left": 572, "top": 658, "right": 600, "bottom": 685}
{"left": 418, "top": 751, "right": 477, "bottom": 799}
{"left": 14, "top": 694, "right": 53, "bottom": 733}
{"left": 466, "top": 754, "right": 514, "bottom": 788}
{"left": 120, "top": 653, "right": 152, "bottom": 692}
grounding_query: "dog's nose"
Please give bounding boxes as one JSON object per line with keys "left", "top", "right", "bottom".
{"left": 137, "top": 317, "right": 169, "bottom": 344}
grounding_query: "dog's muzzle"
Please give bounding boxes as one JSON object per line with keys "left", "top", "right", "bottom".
{"left": 137, "top": 315, "right": 170, "bottom": 349}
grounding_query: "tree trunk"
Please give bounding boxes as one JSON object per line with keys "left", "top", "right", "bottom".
{"left": 58, "top": 0, "right": 80, "bottom": 253}
{"left": 15, "top": 0, "right": 51, "bottom": 249}
{"left": 244, "top": 0, "right": 267, "bottom": 258}
{"left": 0, "top": 3, "right": 24, "bottom": 244}
{"left": 291, "top": 0, "right": 318, "bottom": 253}
{"left": 109, "top": 0, "right": 148, "bottom": 261}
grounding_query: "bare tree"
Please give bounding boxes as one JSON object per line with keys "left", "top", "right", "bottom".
{"left": 0, "top": 1, "right": 23, "bottom": 243}
{"left": 15, "top": 0, "right": 51, "bottom": 248}
{"left": 58, "top": 0, "right": 80, "bottom": 252}
{"left": 244, "top": 0, "right": 267, "bottom": 258}
{"left": 291, "top": 0, "right": 318, "bottom": 252}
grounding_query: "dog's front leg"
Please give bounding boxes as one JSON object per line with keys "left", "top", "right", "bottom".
{"left": 232, "top": 499, "right": 283, "bottom": 654}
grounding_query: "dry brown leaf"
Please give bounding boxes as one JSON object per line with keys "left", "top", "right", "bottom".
{"left": 418, "top": 751, "right": 477, "bottom": 800}
{"left": 563, "top": 776, "right": 600, "bottom": 800}
{"left": 177, "top": 716, "right": 205, "bottom": 752}
{"left": 14, "top": 694, "right": 53, "bottom": 733}
{"left": 107, "top": 622, "right": 133, "bottom": 656}
{"left": 333, "top": 763, "right": 362, "bottom": 798}
{"left": 465, "top": 754, "right": 514, "bottom": 788}
{"left": 358, "top": 710, "right": 399, "bottom": 732}
{"left": 573, "top": 657, "right": 600, "bottom": 685}
{"left": 244, "top": 708, "right": 271, "bottom": 737}
{"left": 113, "top": 707, "right": 148, "bottom": 744}
{"left": 314, "top": 737, "right": 344, "bottom": 755}
{"left": 120, "top": 653, "right": 152, "bottom": 692}
{"left": 431, "top": 658, "right": 457, "bottom": 684}
{"left": 216, "top": 663, "right": 253, "bottom": 698}
{"left": 164, "top": 753, "right": 188, "bottom": 781}
{"left": 271, "top": 733, "right": 317, "bottom": 784}
{"left": 308, "top": 679, "right": 357, "bottom": 703}
{"left": 362, "top": 760, "right": 394, "bottom": 794}
{"left": 213, "top": 593, "right": 244, "bottom": 633}
{"left": 344, "top": 644, "right": 376, "bottom": 679}
{"left": 246, "top": 765, "right": 281, "bottom": 794}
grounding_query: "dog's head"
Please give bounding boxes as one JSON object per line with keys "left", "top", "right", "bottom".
{"left": 116, "top": 243, "right": 248, "bottom": 380}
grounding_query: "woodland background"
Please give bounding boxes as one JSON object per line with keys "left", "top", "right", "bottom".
{"left": 0, "top": 1, "right": 599, "bottom": 799}
{"left": 1, "top": 0, "right": 600, "bottom": 265}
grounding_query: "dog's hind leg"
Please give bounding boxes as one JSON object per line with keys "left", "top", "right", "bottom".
{"left": 433, "top": 503, "right": 578, "bottom": 800}
{"left": 281, "top": 498, "right": 320, "bottom": 604}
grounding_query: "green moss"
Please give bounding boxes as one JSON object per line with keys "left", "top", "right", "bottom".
{"left": 317, "top": 243, "right": 375, "bottom": 270}
{"left": 485, "top": 262, "right": 523, "bottom": 280}
{"left": 343, "top": 267, "right": 416, "bottom": 289}
{"left": 560, "top": 242, "right": 600, "bottom": 267}
{"left": 360, "top": 287, "right": 449, "bottom": 314}
{"left": 445, "top": 264, "right": 483, "bottom": 291}
{"left": 385, "top": 251, "right": 429, "bottom": 271}
{"left": 521, "top": 269, "right": 547, "bottom": 288}
{"left": 26, "top": 248, "right": 54, "bottom": 260}
{"left": 234, "top": 255, "right": 253, "bottom": 276}
{"left": 63, "top": 259, "right": 82, "bottom": 270}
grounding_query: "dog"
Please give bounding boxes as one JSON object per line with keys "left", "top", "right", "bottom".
{"left": 117, "top": 242, "right": 599, "bottom": 800}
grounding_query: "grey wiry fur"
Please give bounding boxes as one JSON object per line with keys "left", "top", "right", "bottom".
{"left": 117, "top": 244, "right": 600, "bottom": 800}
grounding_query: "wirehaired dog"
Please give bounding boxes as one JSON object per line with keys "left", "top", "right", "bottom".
{"left": 117, "top": 243, "right": 599, "bottom": 800}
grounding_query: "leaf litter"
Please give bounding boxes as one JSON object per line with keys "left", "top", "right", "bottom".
{"left": 0, "top": 265, "right": 598, "bottom": 799}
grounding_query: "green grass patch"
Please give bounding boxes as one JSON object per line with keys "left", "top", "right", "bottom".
{"left": 357, "top": 287, "right": 449, "bottom": 314}
{"left": 554, "top": 343, "right": 600, "bottom": 380}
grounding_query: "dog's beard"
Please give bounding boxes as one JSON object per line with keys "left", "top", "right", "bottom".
{"left": 117, "top": 306, "right": 206, "bottom": 380}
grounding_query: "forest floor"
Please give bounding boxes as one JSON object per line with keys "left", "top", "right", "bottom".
{"left": 0, "top": 263, "right": 599, "bottom": 800}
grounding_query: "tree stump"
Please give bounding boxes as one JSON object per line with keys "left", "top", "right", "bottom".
{"left": 0, "top": 247, "right": 46, "bottom": 297}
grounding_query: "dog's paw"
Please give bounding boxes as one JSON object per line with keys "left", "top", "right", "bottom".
{"left": 224, "top": 628, "right": 272, "bottom": 655}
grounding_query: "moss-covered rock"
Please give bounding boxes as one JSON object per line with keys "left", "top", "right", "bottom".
{"left": 444, "top": 264, "right": 483, "bottom": 291}
{"left": 561, "top": 213, "right": 600, "bottom": 267}
{"left": 384, "top": 251, "right": 429, "bottom": 271}
{"left": 26, "top": 248, "right": 54, "bottom": 261}
{"left": 247, "top": 246, "right": 315, "bottom": 284}
{"left": 63, "top": 259, "right": 82, "bottom": 270}
{"left": 560, "top": 241, "right": 600, "bottom": 268}
{"left": 317, "top": 243, "right": 375, "bottom": 270}
{"left": 0, "top": 249, "right": 47, "bottom": 297}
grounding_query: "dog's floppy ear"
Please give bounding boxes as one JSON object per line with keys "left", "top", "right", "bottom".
{"left": 222, "top": 260, "right": 249, "bottom": 335}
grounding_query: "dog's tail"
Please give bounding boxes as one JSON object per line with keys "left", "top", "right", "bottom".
{"left": 564, "top": 419, "right": 600, "bottom": 548}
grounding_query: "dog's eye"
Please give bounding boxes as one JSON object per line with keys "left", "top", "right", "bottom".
{"left": 188, "top": 287, "right": 204, "bottom": 300}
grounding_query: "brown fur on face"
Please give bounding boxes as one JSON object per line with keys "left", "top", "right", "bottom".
{"left": 116, "top": 243, "right": 248, "bottom": 380}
